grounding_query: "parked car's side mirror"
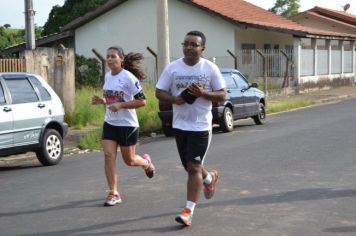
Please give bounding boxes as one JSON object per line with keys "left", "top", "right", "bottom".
{"left": 250, "top": 83, "right": 258, "bottom": 88}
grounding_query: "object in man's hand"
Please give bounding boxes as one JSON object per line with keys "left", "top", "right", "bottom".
{"left": 180, "top": 88, "right": 197, "bottom": 104}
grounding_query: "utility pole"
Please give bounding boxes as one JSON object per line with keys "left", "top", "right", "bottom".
{"left": 24, "top": 0, "right": 36, "bottom": 50}
{"left": 156, "top": 0, "right": 170, "bottom": 78}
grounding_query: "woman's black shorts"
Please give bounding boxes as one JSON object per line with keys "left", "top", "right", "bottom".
{"left": 102, "top": 122, "right": 139, "bottom": 146}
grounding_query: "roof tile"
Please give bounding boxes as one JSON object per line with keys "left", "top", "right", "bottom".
{"left": 190, "top": 0, "right": 355, "bottom": 38}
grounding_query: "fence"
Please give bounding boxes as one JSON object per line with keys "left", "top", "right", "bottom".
{"left": 0, "top": 59, "right": 26, "bottom": 72}
{"left": 215, "top": 49, "right": 294, "bottom": 79}
{"left": 141, "top": 49, "right": 295, "bottom": 85}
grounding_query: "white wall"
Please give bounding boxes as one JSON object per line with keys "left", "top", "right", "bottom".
{"left": 75, "top": 0, "right": 235, "bottom": 60}
{"left": 235, "top": 27, "right": 294, "bottom": 50}
{"left": 168, "top": 0, "right": 235, "bottom": 59}
{"left": 75, "top": 0, "right": 156, "bottom": 58}
{"left": 294, "top": 17, "right": 356, "bottom": 36}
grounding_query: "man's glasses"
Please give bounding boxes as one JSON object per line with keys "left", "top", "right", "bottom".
{"left": 181, "top": 42, "right": 202, "bottom": 48}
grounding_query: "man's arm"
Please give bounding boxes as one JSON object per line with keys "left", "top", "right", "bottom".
{"left": 188, "top": 83, "right": 226, "bottom": 102}
{"left": 155, "top": 88, "right": 185, "bottom": 105}
{"left": 201, "top": 88, "right": 226, "bottom": 102}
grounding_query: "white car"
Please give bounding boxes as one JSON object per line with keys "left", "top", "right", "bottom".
{"left": 0, "top": 72, "right": 68, "bottom": 165}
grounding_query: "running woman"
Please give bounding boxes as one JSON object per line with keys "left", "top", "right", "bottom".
{"left": 92, "top": 46, "right": 155, "bottom": 206}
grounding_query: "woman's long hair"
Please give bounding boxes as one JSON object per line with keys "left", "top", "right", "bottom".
{"left": 108, "top": 46, "right": 146, "bottom": 81}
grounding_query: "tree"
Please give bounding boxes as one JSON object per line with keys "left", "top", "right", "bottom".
{"left": 0, "top": 25, "right": 42, "bottom": 50}
{"left": 42, "top": 0, "right": 109, "bottom": 36}
{"left": 0, "top": 27, "right": 25, "bottom": 50}
{"left": 3, "top": 24, "right": 11, "bottom": 28}
{"left": 269, "top": 0, "right": 300, "bottom": 17}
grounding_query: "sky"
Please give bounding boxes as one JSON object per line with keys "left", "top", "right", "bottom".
{"left": 0, "top": 0, "right": 355, "bottom": 29}
{"left": 0, "top": 0, "right": 65, "bottom": 29}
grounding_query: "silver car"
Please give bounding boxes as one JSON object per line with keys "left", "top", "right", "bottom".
{"left": 0, "top": 72, "right": 68, "bottom": 165}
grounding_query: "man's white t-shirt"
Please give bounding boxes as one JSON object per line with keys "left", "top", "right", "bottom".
{"left": 103, "top": 69, "right": 142, "bottom": 127}
{"left": 156, "top": 58, "right": 226, "bottom": 131}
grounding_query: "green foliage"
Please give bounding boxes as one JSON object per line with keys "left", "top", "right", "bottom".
{"left": 137, "top": 85, "right": 161, "bottom": 135}
{"left": 65, "top": 87, "right": 105, "bottom": 128}
{"left": 267, "top": 97, "right": 316, "bottom": 113}
{"left": 75, "top": 54, "right": 102, "bottom": 89}
{"left": 0, "top": 27, "right": 25, "bottom": 49}
{"left": 269, "top": 0, "right": 300, "bottom": 17}
{"left": 0, "top": 25, "right": 43, "bottom": 50}
{"left": 78, "top": 128, "right": 103, "bottom": 150}
{"left": 42, "top": 0, "right": 109, "bottom": 36}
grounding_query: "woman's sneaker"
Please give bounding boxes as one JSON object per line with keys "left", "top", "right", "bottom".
{"left": 175, "top": 208, "right": 193, "bottom": 226}
{"left": 142, "top": 154, "right": 155, "bottom": 178}
{"left": 104, "top": 192, "right": 122, "bottom": 206}
{"left": 203, "top": 170, "right": 219, "bottom": 199}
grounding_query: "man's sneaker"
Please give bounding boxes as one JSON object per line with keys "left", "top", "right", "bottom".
{"left": 104, "top": 193, "right": 122, "bottom": 206}
{"left": 175, "top": 208, "right": 193, "bottom": 226}
{"left": 142, "top": 154, "right": 155, "bottom": 178}
{"left": 203, "top": 170, "right": 219, "bottom": 199}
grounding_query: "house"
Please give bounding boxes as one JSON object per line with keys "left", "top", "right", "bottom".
{"left": 2, "top": 0, "right": 356, "bottom": 90}
{"left": 58, "top": 0, "right": 356, "bottom": 89}
{"left": 290, "top": 6, "right": 356, "bottom": 37}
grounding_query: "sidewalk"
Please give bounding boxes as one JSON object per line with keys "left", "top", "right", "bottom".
{"left": 270, "top": 84, "right": 356, "bottom": 103}
{"left": 1, "top": 84, "right": 356, "bottom": 164}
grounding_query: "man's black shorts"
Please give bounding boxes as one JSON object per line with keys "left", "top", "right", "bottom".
{"left": 174, "top": 128, "right": 212, "bottom": 168}
{"left": 102, "top": 122, "right": 139, "bottom": 146}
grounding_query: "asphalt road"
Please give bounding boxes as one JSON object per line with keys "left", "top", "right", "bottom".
{"left": 1, "top": 98, "right": 356, "bottom": 236}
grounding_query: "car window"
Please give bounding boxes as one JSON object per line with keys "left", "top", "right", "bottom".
{"left": 222, "top": 73, "right": 237, "bottom": 89}
{"left": 29, "top": 76, "right": 52, "bottom": 101}
{"left": 0, "top": 84, "right": 5, "bottom": 105}
{"left": 5, "top": 77, "right": 39, "bottom": 104}
{"left": 234, "top": 73, "right": 249, "bottom": 89}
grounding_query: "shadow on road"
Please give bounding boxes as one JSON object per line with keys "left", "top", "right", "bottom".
{"left": 323, "top": 226, "right": 356, "bottom": 233}
{"left": 10, "top": 210, "right": 185, "bottom": 236}
{"left": 0, "top": 163, "right": 42, "bottom": 171}
{"left": 4, "top": 188, "right": 356, "bottom": 235}
{"left": 200, "top": 188, "right": 356, "bottom": 207}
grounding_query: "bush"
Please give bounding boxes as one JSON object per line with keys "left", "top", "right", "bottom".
{"left": 65, "top": 87, "right": 105, "bottom": 128}
{"left": 75, "top": 54, "right": 102, "bottom": 89}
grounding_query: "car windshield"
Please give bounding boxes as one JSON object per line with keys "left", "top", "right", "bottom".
{"left": 222, "top": 73, "right": 238, "bottom": 89}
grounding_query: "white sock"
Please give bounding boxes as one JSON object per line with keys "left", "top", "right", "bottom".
{"left": 203, "top": 172, "right": 212, "bottom": 185}
{"left": 186, "top": 201, "right": 196, "bottom": 213}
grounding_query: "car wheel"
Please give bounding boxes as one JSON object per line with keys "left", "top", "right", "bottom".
{"left": 220, "top": 107, "right": 234, "bottom": 132}
{"left": 162, "top": 123, "right": 174, "bottom": 137}
{"left": 253, "top": 102, "right": 266, "bottom": 125}
{"left": 36, "top": 129, "right": 63, "bottom": 166}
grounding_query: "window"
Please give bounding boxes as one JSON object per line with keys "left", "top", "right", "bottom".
{"left": 0, "top": 84, "right": 5, "bottom": 105}
{"left": 223, "top": 73, "right": 237, "bottom": 89}
{"left": 264, "top": 44, "right": 271, "bottom": 50}
{"left": 241, "top": 43, "right": 256, "bottom": 64}
{"left": 5, "top": 77, "right": 39, "bottom": 104}
{"left": 29, "top": 76, "right": 51, "bottom": 101}
{"left": 285, "top": 45, "right": 293, "bottom": 53}
{"left": 235, "top": 73, "right": 249, "bottom": 89}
